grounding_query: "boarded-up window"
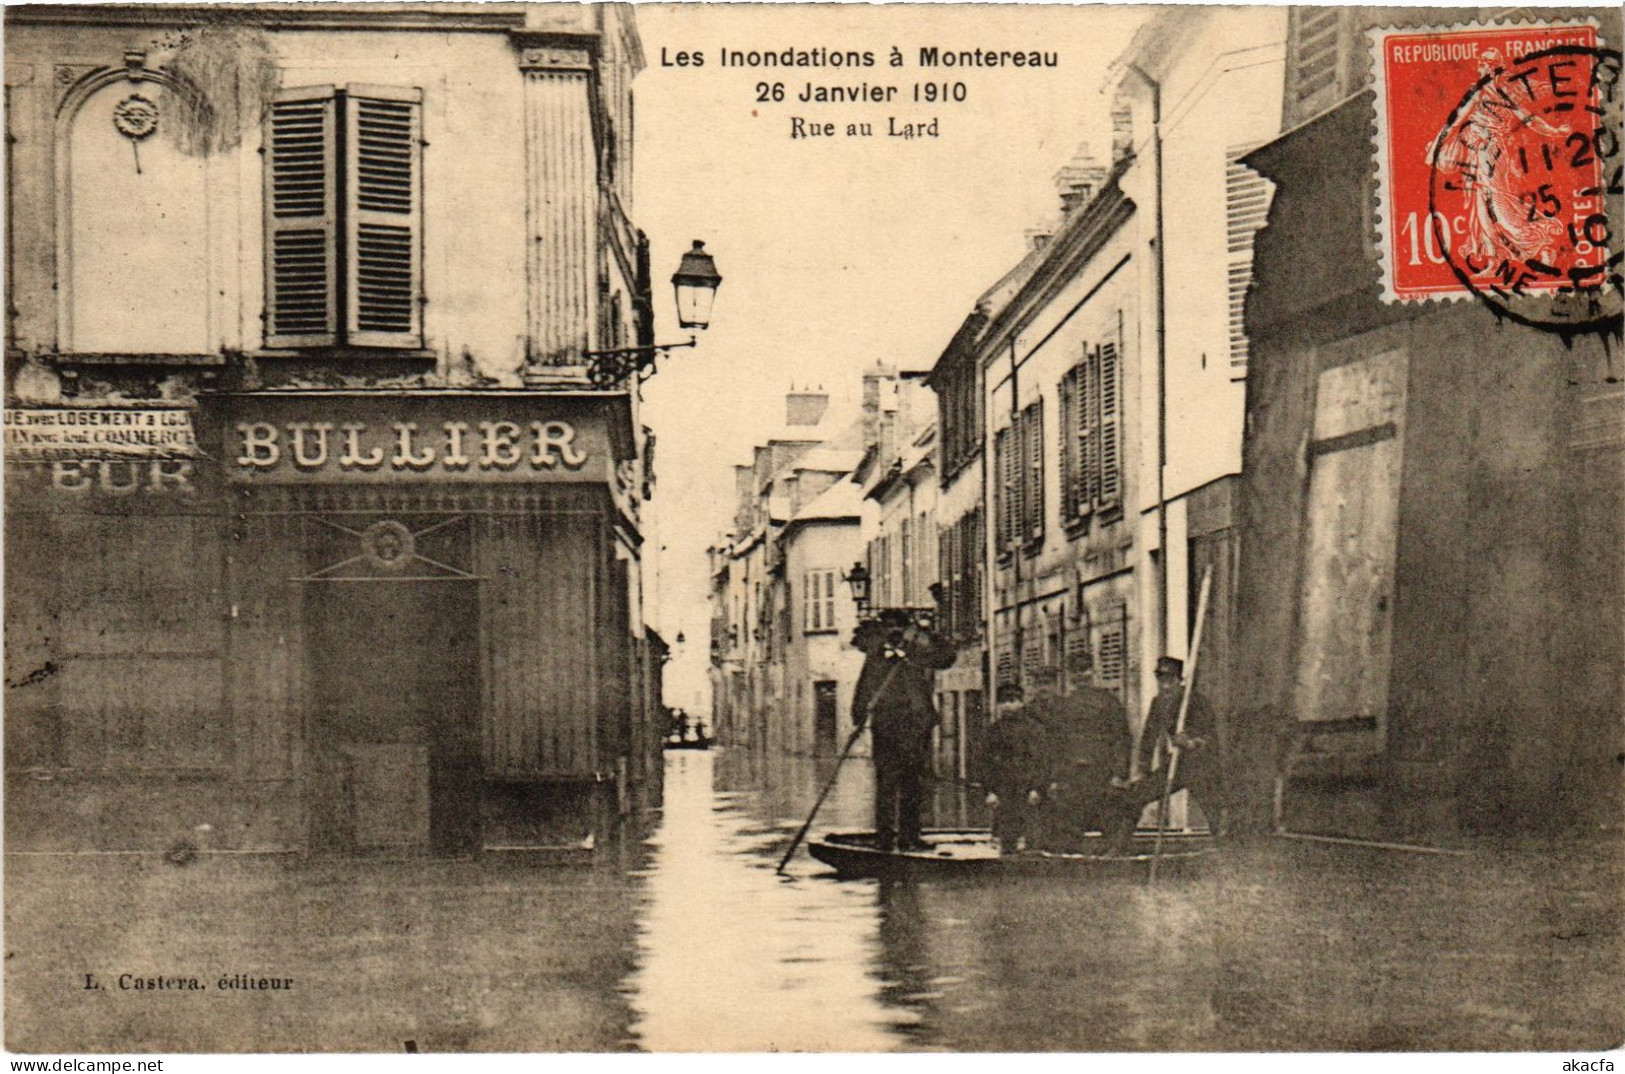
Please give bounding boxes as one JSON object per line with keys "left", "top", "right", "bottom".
{"left": 265, "top": 85, "right": 423, "bottom": 348}
{"left": 1293, "top": 350, "right": 1408, "bottom": 735}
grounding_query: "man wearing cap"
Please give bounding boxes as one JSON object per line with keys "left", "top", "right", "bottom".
{"left": 1105, "top": 655, "right": 1222, "bottom": 850}
{"left": 851, "top": 609, "right": 956, "bottom": 852}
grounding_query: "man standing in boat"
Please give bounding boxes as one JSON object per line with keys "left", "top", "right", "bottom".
{"left": 851, "top": 608, "right": 956, "bottom": 852}
{"left": 1105, "top": 655, "right": 1222, "bottom": 851}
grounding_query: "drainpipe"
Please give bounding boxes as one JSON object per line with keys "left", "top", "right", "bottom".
{"left": 1008, "top": 336, "right": 1024, "bottom": 691}
{"left": 1125, "top": 62, "right": 1169, "bottom": 655}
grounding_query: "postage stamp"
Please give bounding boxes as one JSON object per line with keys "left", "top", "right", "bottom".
{"left": 1370, "top": 21, "right": 1621, "bottom": 330}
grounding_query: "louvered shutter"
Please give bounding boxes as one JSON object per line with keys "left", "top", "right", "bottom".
{"left": 1097, "top": 342, "right": 1122, "bottom": 510}
{"left": 1024, "top": 401, "right": 1044, "bottom": 542}
{"left": 1081, "top": 348, "right": 1100, "bottom": 508}
{"left": 345, "top": 85, "right": 423, "bottom": 348}
{"left": 1059, "top": 367, "right": 1079, "bottom": 522}
{"left": 995, "top": 426, "right": 1013, "bottom": 554}
{"left": 266, "top": 86, "right": 338, "bottom": 347}
{"left": 1226, "top": 150, "right": 1272, "bottom": 377}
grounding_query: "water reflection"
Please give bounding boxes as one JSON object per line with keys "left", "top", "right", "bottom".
{"left": 627, "top": 749, "right": 894, "bottom": 1051}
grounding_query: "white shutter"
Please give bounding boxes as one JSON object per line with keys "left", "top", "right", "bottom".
{"left": 265, "top": 86, "right": 338, "bottom": 346}
{"left": 345, "top": 85, "right": 423, "bottom": 348}
{"left": 1226, "top": 150, "right": 1272, "bottom": 377}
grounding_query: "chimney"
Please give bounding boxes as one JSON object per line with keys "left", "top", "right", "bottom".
{"left": 785, "top": 387, "right": 829, "bottom": 427}
{"left": 1054, "top": 143, "right": 1107, "bottom": 216}
{"left": 1110, "top": 91, "right": 1135, "bottom": 166}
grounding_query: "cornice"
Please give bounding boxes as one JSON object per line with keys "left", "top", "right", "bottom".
{"left": 978, "top": 173, "right": 1136, "bottom": 372}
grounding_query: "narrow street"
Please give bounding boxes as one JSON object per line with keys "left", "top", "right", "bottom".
{"left": 7, "top": 748, "right": 1619, "bottom": 1053}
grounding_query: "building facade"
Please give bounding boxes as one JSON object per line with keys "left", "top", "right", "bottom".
{"left": 4, "top": 4, "right": 664, "bottom": 854}
{"left": 1232, "top": 7, "right": 1623, "bottom": 838}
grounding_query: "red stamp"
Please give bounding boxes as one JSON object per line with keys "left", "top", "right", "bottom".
{"left": 1372, "top": 23, "right": 1620, "bottom": 331}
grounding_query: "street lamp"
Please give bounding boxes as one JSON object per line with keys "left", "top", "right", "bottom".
{"left": 672, "top": 240, "right": 723, "bottom": 330}
{"left": 586, "top": 240, "right": 723, "bottom": 388}
{"left": 843, "top": 561, "right": 872, "bottom": 615}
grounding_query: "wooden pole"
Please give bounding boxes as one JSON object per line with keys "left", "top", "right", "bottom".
{"left": 776, "top": 648, "right": 909, "bottom": 874}
{"left": 776, "top": 722, "right": 868, "bottom": 873}
{"left": 1149, "top": 565, "right": 1212, "bottom": 884}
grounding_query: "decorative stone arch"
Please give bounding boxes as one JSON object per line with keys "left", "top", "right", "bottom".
{"left": 53, "top": 52, "right": 216, "bottom": 355}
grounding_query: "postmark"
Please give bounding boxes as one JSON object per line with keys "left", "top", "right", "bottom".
{"left": 1371, "top": 23, "right": 1622, "bottom": 333}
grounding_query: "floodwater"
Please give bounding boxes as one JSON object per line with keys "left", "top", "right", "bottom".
{"left": 625, "top": 748, "right": 1622, "bottom": 1052}
{"left": 5, "top": 747, "right": 1620, "bottom": 1053}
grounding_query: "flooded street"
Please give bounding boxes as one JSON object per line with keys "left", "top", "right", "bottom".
{"left": 6, "top": 747, "right": 1620, "bottom": 1053}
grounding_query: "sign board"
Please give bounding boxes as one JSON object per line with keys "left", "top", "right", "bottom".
{"left": 220, "top": 394, "right": 617, "bottom": 484}
{"left": 3, "top": 408, "right": 198, "bottom": 460}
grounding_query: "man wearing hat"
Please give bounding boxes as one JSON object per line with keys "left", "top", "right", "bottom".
{"left": 851, "top": 609, "right": 956, "bottom": 852}
{"left": 1105, "top": 655, "right": 1222, "bottom": 850}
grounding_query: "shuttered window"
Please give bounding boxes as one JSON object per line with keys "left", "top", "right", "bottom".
{"left": 1021, "top": 400, "right": 1044, "bottom": 543}
{"left": 266, "top": 85, "right": 423, "bottom": 349}
{"left": 1096, "top": 342, "right": 1121, "bottom": 510}
{"left": 1059, "top": 341, "right": 1123, "bottom": 528}
{"left": 803, "top": 568, "right": 837, "bottom": 633}
{"left": 994, "top": 426, "right": 1015, "bottom": 557}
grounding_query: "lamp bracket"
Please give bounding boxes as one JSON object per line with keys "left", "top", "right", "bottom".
{"left": 583, "top": 336, "right": 698, "bottom": 389}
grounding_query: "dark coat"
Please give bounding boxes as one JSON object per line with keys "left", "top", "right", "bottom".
{"left": 1139, "top": 685, "right": 1217, "bottom": 778}
{"left": 1046, "top": 685, "right": 1132, "bottom": 788}
{"left": 851, "top": 626, "right": 956, "bottom": 744}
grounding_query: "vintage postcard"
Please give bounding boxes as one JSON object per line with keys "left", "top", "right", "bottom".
{"left": 3, "top": 1, "right": 1620, "bottom": 1063}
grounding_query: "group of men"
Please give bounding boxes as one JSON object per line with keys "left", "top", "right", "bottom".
{"left": 850, "top": 608, "right": 1219, "bottom": 855}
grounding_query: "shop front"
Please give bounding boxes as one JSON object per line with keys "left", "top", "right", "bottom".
{"left": 3, "top": 391, "right": 655, "bottom": 855}
{"left": 215, "top": 391, "right": 652, "bottom": 855}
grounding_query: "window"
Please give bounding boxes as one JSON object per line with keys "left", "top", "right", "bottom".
{"left": 1021, "top": 400, "right": 1044, "bottom": 545}
{"left": 265, "top": 85, "right": 424, "bottom": 349}
{"left": 1284, "top": 8, "right": 1351, "bottom": 128}
{"left": 938, "top": 360, "right": 983, "bottom": 478}
{"left": 994, "top": 403, "right": 1045, "bottom": 556}
{"left": 803, "top": 568, "right": 838, "bottom": 633}
{"left": 1059, "top": 341, "right": 1123, "bottom": 527}
{"left": 938, "top": 507, "right": 983, "bottom": 641}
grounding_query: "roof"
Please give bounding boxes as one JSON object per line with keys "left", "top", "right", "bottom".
{"left": 784, "top": 478, "right": 863, "bottom": 529}
{"left": 789, "top": 447, "right": 863, "bottom": 475}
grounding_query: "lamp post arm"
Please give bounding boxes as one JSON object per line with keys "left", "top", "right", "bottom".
{"left": 583, "top": 336, "right": 698, "bottom": 388}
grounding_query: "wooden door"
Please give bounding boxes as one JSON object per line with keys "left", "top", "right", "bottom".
{"left": 307, "top": 579, "right": 479, "bottom": 854}
{"left": 1292, "top": 350, "right": 1408, "bottom": 737}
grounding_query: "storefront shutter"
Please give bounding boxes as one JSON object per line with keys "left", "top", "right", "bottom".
{"left": 265, "top": 86, "right": 338, "bottom": 346}
{"left": 345, "top": 85, "right": 424, "bottom": 348}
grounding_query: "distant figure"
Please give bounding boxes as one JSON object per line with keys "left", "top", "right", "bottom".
{"left": 851, "top": 609, "right": 955, "bottom": 852}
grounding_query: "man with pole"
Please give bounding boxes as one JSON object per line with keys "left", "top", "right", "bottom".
{"left": 850, "top": 608, "right": 956, "bottom": 852}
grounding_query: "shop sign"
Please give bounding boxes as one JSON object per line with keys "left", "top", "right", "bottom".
{"left": 3, "top": 408, "right": 197, "bottom": 460}
{"left": 224, "top": 397, "right": 611, "bottom": 484}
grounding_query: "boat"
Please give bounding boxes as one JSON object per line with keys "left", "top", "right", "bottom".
{"left": 663, "top": 734, "right": 712, "bottom": 751}
{"left": 806, "top": 827, "right": 1216, "bottom": 879}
